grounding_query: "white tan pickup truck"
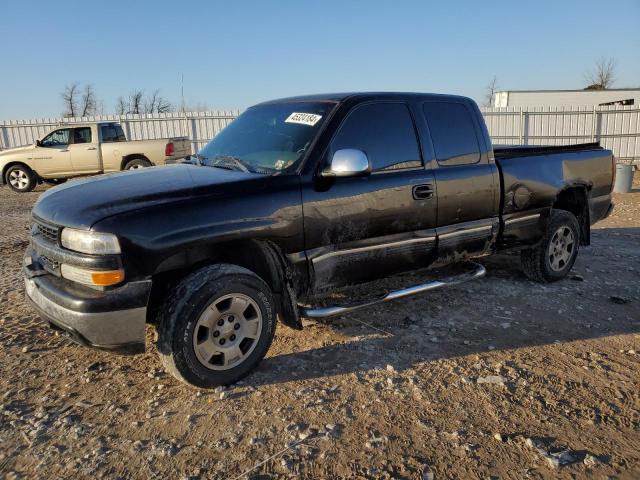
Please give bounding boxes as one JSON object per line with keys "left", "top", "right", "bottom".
{"left": 0, "top": 122, "right": 190, "bottom": 192}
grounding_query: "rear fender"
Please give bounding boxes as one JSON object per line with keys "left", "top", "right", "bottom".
{"left": 553, "top": 184, "right": 590, "bottom": 246}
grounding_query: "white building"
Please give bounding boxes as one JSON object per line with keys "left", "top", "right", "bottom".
{"left": 493, "top": 88, "right": 640, "bottom": 108}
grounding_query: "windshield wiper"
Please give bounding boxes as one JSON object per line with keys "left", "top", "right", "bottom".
{"left": 210, "top": 155, "right": 253, "bottom": 173}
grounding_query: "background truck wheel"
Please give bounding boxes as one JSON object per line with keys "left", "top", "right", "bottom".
{"left": 156, "top": 264, "right": 277, "bottom": 388}
{"left": 124, "top": 158, "right": 152, "bottom": 170}
{"left": 6, "top": 164, "right": 37, "bottom": 192}
{"left": 520, "top": 210, "right": 580, "bottom": 283}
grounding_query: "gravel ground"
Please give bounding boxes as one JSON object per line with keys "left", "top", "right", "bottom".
{"left": 0, "top": 180, "right": 638, "bottom": 479}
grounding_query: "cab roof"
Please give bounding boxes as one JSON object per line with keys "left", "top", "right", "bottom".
{"left": 256, "top": 92, "right": 472, "bottom": 105}
{"left": 56, "top": 121, "right": 118, "bottom": 128}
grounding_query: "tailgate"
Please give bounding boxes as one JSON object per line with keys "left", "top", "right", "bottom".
{"left": 169, "top": 137, "right": 191, "bottom": 157}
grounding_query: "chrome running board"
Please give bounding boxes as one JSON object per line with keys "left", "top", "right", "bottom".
{"left": 299, "top": 262, "right": 486, "bottom": 319}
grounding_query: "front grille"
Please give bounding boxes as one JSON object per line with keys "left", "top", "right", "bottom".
{"left": 35, "top": 222, "right": 59, "bottom": 243}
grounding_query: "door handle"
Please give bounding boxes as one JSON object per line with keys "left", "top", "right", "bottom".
{"left": 412, "top": 184, "right": 433, "bottom": 200}
{"left": 60, "top": 149, "right": 69, "bottom": 152}
{"left": 87, "top": 147, "right": 97, "bottom": 150}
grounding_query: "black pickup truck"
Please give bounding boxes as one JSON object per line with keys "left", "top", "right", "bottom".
{"left": 24, "top": 93, "right": 615, "bottom": 388}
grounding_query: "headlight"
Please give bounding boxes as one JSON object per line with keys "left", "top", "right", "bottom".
{"left": 61, "top": 264, "right": 124, "bottom": 287}
{"left": 61, "top": 228, "right": 121, "bottom": 254}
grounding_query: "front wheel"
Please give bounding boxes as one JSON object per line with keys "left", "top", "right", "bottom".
{"left": 520, "top": 210, "right": 580, "bottom": 282}
{"left": 6, "top": 164, "right": 37, "bottom": 192}
{"left": 156, "top": 264, "right": 277, "bottom": 388}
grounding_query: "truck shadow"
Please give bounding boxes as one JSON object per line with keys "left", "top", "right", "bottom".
{"left": 249, "top": 227, "right": 639, "bottom": 387}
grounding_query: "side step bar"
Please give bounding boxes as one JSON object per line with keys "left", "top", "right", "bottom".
{"left": 299, "top": 262, "right": 486, "bottom": 319}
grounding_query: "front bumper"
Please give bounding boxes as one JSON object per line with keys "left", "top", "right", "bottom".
{"left": 24, "top": 257, "right": 151, "bottom": 355}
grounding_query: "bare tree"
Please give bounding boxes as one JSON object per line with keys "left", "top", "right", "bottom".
{"left": 145, "top": 90, "right": 158, "bottom": 113}
{"left": 129, "top": 90, "right": 144, "bottom": 114}
{"left": 115, "top": 96, "right": 128, "bottom": 115}
{"left": 61, "top": 83, "right": 80, "bottom": 117}
{"left": 114, "top": 89, "right": 175, "bottom": 114}
{"left": 155, "top": 96, "right": 172, "bottom": 114}
{"left": 80, "top": 84, "right": 97, "bottom": 117}
{"left": 143, "top": 90, "right": 173, "bottom": 114}
{"left": 584, "top": 57, "right": 617, "bottom": 90}
{"left": 484, "top": 76, "right": 499, "bottom": 107}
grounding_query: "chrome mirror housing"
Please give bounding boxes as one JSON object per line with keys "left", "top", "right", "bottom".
{"left": 323, "top": 149, "right": 371, "bottom": 177}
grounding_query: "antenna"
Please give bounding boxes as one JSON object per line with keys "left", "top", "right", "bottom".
{"left": 181, "top": 73, "right": 185, "bottom": 113}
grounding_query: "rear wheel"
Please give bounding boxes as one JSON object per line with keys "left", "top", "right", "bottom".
{"left": 520, "top": 210, "right": 580, "bottom": 282}
{"left": 6, "top": 164, "right": 36, "bottom": 192}
{"left": 124, "top": 158, "right": 152, "bottom": 170}
{"left": 156, "top": 264, "right": 276, "bottom": 388}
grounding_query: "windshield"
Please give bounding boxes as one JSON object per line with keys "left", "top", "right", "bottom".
{"left": 197, "top": 101, "right": 335, "bottom": 173}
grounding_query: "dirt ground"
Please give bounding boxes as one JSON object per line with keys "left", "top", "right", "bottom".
{"left": 0, "top": 179, "right": 638, "bottom": 480}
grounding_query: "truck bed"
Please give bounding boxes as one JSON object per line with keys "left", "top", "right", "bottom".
{"left": 495, "top": 142, "right": 614, "bottom": 250}
{"left": 494, "top": 142, "right": 603, "bottom": 160}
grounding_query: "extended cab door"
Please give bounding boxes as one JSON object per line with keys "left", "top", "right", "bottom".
{"left": 68, "top": 126, "right": 100, "bottom": 173}
{"left": 98, "top": 124, "right": 128, "bottom": 172}
{"left": 421, "top": 100, "right": 499, "bottom": 258}
{"left": 32, "top": 128, "right": 73, "bottom": 176}
{"left": 302, "top": 102, "right": 438, "bottom": 290}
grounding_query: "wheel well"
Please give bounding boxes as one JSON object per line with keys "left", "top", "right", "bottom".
{"left": 147, "top": 240, "right": 302, "bottom": 329}
{"left": 120, "top": 154, "right": 151, "bottom": 170}
{"left": 2, "top": 161, "right": 38, "bottom": 183}
{"left": 553, "top": 186, "right": 590, "bottom": 246}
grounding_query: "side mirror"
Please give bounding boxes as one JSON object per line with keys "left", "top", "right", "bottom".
{"left": 322, "top": 149, "right": 371, "bottom": 177}
{"left": 35, "top": 140, "right": 42, "bottom": 147}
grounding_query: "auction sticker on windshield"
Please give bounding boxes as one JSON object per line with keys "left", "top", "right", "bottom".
{"left": 285, "top": 112, "right": 322, "bottom": 126}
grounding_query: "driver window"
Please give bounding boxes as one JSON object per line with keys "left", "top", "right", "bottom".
{"left": 40, "top": 129, "right": 70, "bottom": 148}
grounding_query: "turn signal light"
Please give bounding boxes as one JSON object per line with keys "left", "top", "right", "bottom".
{"left": 91, "top": 270, "right": 125, "bottom": 286}
{"left": 61, "top": 264, "right": 125, "bottom": 287}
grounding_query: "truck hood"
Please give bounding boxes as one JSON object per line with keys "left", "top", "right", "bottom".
{"left": 0, "top": 144, "right": 34, "bottom": 157}
{"left": 33, "top": 164, "right": 268, "bottom": 229}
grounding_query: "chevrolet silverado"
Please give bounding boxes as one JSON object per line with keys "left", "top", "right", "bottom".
{"left": 23, "top": 93, "right": 615, "bottom": 387}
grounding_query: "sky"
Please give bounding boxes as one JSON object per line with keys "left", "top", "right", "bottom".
{"left": 1, "top": 0, "right": 639, "bottom": 120}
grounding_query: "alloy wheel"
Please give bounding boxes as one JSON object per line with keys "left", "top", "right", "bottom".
{"left": 548, "top": 226, "right": 575, "bottom": 272}
{"left": 9, "top": 170, "right": 29, "bottom": 190}
{"left": 192, "top": 293, "right": 263, "bottom": 370}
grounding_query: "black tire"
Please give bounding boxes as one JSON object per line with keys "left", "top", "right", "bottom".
{"left": 124, "top": 158, "right": 152, "bottom": 170}
{"left": 520, "top": 210, "right": 580, "bottom": 282}
{"left": 5, "top": 164, "right": 37, "bottom": 192}
{"left": 156, "top": 264, "right": 277, "bottom": 388}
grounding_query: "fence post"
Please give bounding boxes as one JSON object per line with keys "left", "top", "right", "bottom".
{"left": 0, "top": 124, "right": 7, "bottom": 150}
{"left": 518, "top": 109, "right": 531, "bottom": 145}
{"left": 593, "top": 107, "right": 602, "bottom": 144}
{"left": 189, "top": 114, "right": 198, "bottom": 154}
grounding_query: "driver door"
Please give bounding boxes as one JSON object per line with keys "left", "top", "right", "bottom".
{"left": 302, "top": 102, "right": 438, "bottom": 290}
{"left": 33, "top": 128, "right": 73, "bottom": 176}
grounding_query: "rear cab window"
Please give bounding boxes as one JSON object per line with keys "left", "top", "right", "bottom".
{"left": 422, "top": 102, "right": 481, "bottom": 166}
{"left": 100, "top": 125, "right": 127, "bottom": 143}
{"left": 331, "top": 102, "right": 422, "bottom": 172}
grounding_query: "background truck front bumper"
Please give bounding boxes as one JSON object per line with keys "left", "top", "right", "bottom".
{"left": 24, "top": 264, "right": 151, "bottom": 355}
